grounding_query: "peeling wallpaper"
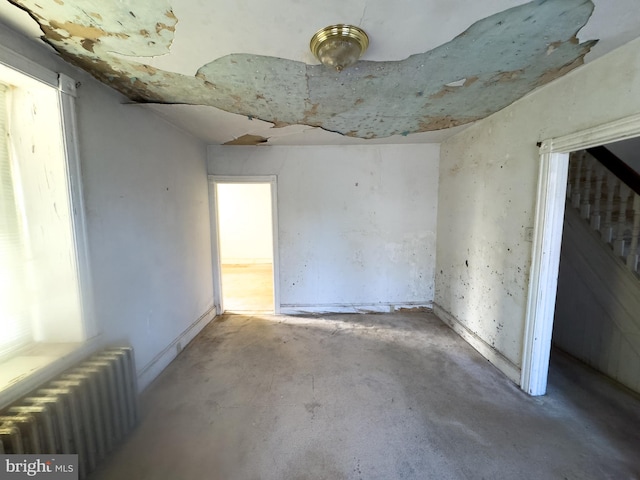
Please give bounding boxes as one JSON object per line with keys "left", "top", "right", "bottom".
{"left": 10, "top": 0, "right": 596, "bottom": 139}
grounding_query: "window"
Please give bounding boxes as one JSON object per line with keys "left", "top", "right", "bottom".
{"left": 0, "top": 49, "right": 95, "bottom": 404}
{"left": 0, "top": 81, "right": 30, "bottom": 359}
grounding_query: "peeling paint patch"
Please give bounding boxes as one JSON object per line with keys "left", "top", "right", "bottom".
{"left": 490, "top": 69, "right": 525, "bottom": 83}
{"left": 81, "top": 38, "right": 96, "bottom": 53}
{"left": 534, "top": 56, "right": 587, "bottom": 87}
{"left": 10, "top": 0, "right": 597, "bottom": 139}
{"left": 419, "top": 116, "right": 481, "bottom": 131}
{"left": 223, "top": 134, "right": 269, "bottom": 146}
{"left": 445, "top": 78, "right": 467, "bottom": 88}
{"left": 9, "top": 0, "right": 177, "bottom": 56}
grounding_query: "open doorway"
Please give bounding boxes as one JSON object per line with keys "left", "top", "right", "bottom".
{"left": 208, "top": 176, "right": 279, "bottom": 314}
{"left": 551, "top": 143, "right": 640, "bottom": 393}
{"left": 521, "top": 114, "right": 640, "bottom": 396}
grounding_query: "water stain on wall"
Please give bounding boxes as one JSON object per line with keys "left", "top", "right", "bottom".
{"left": 9, "top": 0, "right": 597, "bottom": 139}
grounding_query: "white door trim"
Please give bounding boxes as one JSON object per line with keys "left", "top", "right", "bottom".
{"left": 207, "top": 175, "right": 280, "bottom": 314}
{"left": 520, "top": 151, "right": 569, "bottom": 396}
{"left": 521, "top": 113, "right": 640, "bottom": 396}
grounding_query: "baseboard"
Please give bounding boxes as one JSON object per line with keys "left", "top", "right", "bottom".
{"left": 221, "top": 259, "right": 272, "bottom": 265}
{"left": 137, "top": 305, "right": 217, "bottom": 391}
{"left": 279, "top": 301, "right": 433, "bottom": 315}
{"left": 433, "top": 304, "right": 521, "bottom": 384}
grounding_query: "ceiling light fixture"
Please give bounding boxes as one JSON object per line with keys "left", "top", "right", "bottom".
{"left": 310, "top": 24, "right": 369, "bottom": 72}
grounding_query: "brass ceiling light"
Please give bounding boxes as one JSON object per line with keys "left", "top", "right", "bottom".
{"left": 310, "top": 24, "right": 369, "bottom": 72}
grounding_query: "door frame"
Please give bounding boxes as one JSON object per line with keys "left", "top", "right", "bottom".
{"left": 521, "top": 113, "right": 640, "bottom": 396}
{"left": 207, "top": 175, "right": 280, "bottom": 314}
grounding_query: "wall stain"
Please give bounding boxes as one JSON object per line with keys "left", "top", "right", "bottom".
{"left": 302, "top": 102, "right": 320, "bottom": 123}
{"left": 8, "top": 0, "right": 597, "bottom": 140}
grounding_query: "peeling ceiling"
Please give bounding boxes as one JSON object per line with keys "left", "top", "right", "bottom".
{"left": 1, "top": 0, "right": 639, "bottom": 145}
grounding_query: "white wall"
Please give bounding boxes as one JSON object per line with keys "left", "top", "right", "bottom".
{"left": 436, "top": 37, "right": 640, "bottom": 383}
{"left": 217, "top": 183, "right": 273, "bottom": 264}
{"left": 78, "top": 89, "right": 214, "bottom": 390}
{"left": 0, "top": 27, "right": 215, "bottom": 391}
{"left": 208, "top": 144, "right": 439, "bottom": 313}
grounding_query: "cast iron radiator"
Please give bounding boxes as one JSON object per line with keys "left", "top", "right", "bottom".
{"left": 0, "top": 346, "right": 139, "bottom": 479}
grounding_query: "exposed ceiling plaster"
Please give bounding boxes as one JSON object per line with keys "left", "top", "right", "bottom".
{"left": 137, "top": 103, "right": 473, "bottom": 146}
{"left": 0, "top": 0, "right": 638, "bottom": 145}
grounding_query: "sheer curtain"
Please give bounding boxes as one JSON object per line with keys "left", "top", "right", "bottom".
{"left": 0, "top": 83, "right": 32, "bottom": 360}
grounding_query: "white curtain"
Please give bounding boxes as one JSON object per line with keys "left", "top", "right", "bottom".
{"left": 0, "top": 83, "right": 32, "bottom": 360}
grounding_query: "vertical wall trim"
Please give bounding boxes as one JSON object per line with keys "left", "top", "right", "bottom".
{"left": 58, "top": 73, "right": 96, "bottom": 340}
{"left": 521, "top": 151, "right": 569, "bottom": 396}
{"left": 207, "top": 175, "right": 223, "bottom": 314}
{"left": 269, "top": 175, "right": 281, "bottom": 314}
{"left": 1, "top": 48, "right": 94, "bottom": 340}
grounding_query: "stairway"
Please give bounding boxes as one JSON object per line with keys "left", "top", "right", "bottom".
{"left": 567, "top": 148, "right": 640, "bottom": 277}
{"left": 552, "top": 148, "right": 640, "bottom": 394}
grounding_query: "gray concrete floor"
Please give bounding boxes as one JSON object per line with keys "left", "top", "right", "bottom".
{"left": 89, "top": 312, "right": 640, "bottom": 480}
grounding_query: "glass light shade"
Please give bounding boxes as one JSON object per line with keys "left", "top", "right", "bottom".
{"left": 310, "top": 25, "right": 369, "bottom": 72}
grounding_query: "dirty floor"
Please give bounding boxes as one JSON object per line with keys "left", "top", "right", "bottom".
{"left": 88, "top": 312, "right": 640, "bottom": 480}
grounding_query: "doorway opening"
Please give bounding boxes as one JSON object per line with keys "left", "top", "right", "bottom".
{"left": 209, "top": 176, "right": 279, "bottom": 314}
{"left": 521, "top": 114, "right": 640, "bottom": 396}
{"left": 552, "top": 142, "right": 640, "bottom": 393}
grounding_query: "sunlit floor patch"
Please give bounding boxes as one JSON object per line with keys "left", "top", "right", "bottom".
{"left": 221, "top": 263, "right": 274, "bottom": 313}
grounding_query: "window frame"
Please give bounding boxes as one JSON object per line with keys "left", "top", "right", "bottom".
{"left": 0, "top": 44, "right": 97, "bottom": 408}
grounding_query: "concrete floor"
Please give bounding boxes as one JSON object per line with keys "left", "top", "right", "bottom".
{"left": 221, "top": 264, "right": 274, "bottom": 312}
{"left": 88, "top": 312, "right": 640, "bottom": 480}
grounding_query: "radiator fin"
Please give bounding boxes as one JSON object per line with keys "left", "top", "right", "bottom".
{"left": 0, "top": 346, "right": 138, "bottom": 479}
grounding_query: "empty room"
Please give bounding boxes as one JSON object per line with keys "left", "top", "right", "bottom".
{"left": 0, "top": 0, "right": 639, "bottom": 479}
